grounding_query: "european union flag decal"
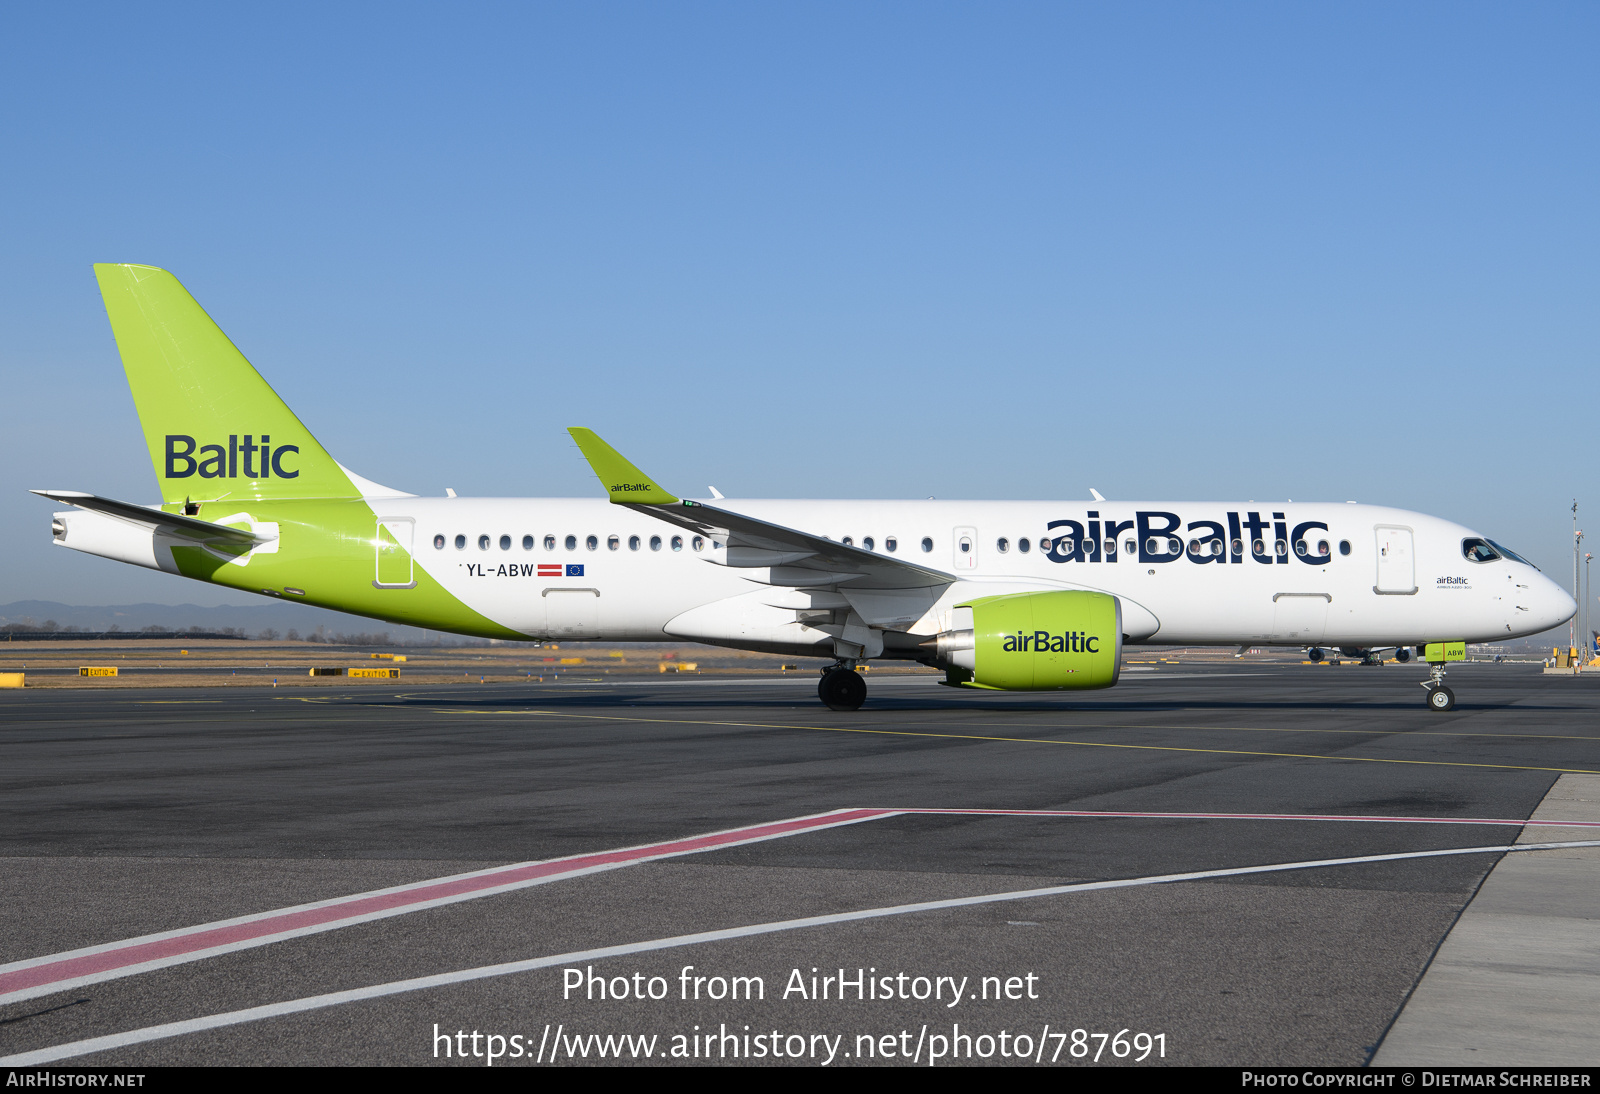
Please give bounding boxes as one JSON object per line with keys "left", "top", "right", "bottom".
{"left": 566, "top": 564, "right": 584, "bottom": 577}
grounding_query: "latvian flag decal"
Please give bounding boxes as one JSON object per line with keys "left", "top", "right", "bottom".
{"left": 537, "top": 563, "right": 564, "bottom": 577}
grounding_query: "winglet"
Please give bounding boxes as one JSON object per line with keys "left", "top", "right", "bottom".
{"left": 567, "top": 428, "right": 680, "bottom": 505}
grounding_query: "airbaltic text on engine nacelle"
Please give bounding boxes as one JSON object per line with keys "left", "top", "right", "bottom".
{"left": 932, "top": 590, "right": 1123, "bottom": 690}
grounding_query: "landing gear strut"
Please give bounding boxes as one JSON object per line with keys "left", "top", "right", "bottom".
{"left": 1422, "top": 662, "right": 1455, "bottom": 712}
{"left": 818, "top": 661, "right": 867, "bottom": 711}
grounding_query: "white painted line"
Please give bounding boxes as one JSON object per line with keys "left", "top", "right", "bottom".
{"left": 6, "top": 804, "right": 1584, "bottom": 1006}
{"left": 8, "top": 839, "right": 1597, "bottom": 1066}
{"left": 901, "top": 807, "right": 1600, "bottom": 828}
{"left": 0, "top": 808, "right": 896, "bottom": 1007}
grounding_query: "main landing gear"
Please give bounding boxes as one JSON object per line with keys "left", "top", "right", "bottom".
{"left": 818, "top": 661, "right": 867, "bottom": 711}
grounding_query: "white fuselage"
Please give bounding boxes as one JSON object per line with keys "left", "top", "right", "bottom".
{"left": 391, "top": 498, "right": 1574, "bottom": 652}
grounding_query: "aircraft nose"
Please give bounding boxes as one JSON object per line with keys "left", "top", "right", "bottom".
{"left": 1529, "top": 574, "right": 1577, "bottom": 632}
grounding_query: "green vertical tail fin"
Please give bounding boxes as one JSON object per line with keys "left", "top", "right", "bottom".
{"left": 94, "top": 263, "right": 360, "bottom": 504}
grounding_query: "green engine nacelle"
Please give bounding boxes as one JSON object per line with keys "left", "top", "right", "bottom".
{"left": 934, "top": 590, "right": 1122, "bottom": 690}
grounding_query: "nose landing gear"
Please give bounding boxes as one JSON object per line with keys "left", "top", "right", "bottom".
{"left": 1418, "top": 642, "right": 1466, "bottom": 711}
{"left": 819, "top": 661, "right": 867, "bottom": 711}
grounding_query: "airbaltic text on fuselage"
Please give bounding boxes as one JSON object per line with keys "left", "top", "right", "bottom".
{"left": 1004, "top": 631, "right": 1100, "bottom": 653}
{"left": 164, "top": 435, "right": 299, "bottom": 479}
{"left": 1043, "top": 511, "right": 1333, "bottom": 566}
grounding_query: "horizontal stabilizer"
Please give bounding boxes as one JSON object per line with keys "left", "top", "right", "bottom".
{"left": 31, "top": 490, "right": 271, "bottom": 547}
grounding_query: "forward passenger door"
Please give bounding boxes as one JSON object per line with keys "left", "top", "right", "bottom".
{"left": 1374, "top": 526, "right": 1416, "bottom": 595}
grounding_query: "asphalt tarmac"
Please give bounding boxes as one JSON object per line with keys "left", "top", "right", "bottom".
{"left": 1, "top": 661, "right": 1596, "bottom": 1067}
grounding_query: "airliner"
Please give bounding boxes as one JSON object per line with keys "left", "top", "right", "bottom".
{"left": 35, "top": 265, "right": 1576, "bottom": 712}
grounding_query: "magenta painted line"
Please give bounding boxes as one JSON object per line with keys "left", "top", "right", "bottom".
{"left": 0, "top": 807, "right": 895, "bottom": 1004}
{"left": 896, "top": 807, "right": 1600, "bottom": 827}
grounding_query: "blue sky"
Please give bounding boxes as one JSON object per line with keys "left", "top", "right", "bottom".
{"left": 2, "top": 2, "right": 1597, "bottom": 609}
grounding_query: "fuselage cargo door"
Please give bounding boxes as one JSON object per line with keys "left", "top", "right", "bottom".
{"left": 1374, "top": 525, "right": 1416, "bottom": 595}
{"left": 953, "top": 526, "right": 977, "bottom": 570}
{"left": 543, "top": 587, "right": 600, "bottom": 638}
{"left": 1272, "top": 593, "right": 1329, "bottom": 642}
{"left": 374, "top": 517, "right": 416, "bottom": 589}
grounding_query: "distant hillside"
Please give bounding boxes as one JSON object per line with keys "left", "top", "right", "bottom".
{"left": 0, "top": 600, "right": 493, "bottom": 645}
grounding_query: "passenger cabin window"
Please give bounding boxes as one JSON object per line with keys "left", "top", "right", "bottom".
{"left": 608, "top": 535, "right": 620, "bottom": 551}
{"left": 1019, "top": 538, "right": 1031, "bottom": 554}
{"left": 1462, "top": 538, "right": 1500, "bottom": 564}
{"left": 650, "top": 535, "right": 662, "bottom": 551}
{"left": 586, "top": 535, "right": 598, "bottom": 550}
{"left": 997, "top": 537, "right": 1010, "bottom": 553}
{"left": 1125, "top": 539, "right": 1136, "bottom": 556}
{"left": 565, "top": 535, "right": 577, "bottom": 550}
{"left": 478, "top": 534, "right": 490, "bottom": 551}
{"left": 499, "top": 534, "right": 511, "bottom": 551}
{"left": 629, "top": 535, "right": 641, "bottom": 551}
{"left": 692, "top": 536, "right": 704, "bottom": 552}
{"left": 522, "top": 535, "right": 534, "bottom": 550}
{"left": 842, "top": 536, "right": 853, "bottom": 546}
{"left": 921, "top": 537, "right": 934, "bottom": 553}
{"left": 863, "top": 537, "right": 874, "bottom": 551}
{"left": 671, "top": 535, "right": 683, "bottom": 551}
{"left": 1339, "top": 540, "right": 1351, "bottom": 555}
{"left": 886, "top": 537, "right": 898, "bottom": 552}
{"left": 544, "top": 534, "right": 556, "bottom": 551}
{"left": 434, "top": 534, "right": 445, "bottom": 550}
{"left": 454, "top": 534, "right": 466, "bottom": 550}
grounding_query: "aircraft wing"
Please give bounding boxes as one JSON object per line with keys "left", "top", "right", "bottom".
{"left": 31, "top": 490, "right": 271, "bottom": 547}
{"left": 566, "top": 429, "right": 952, "bottom": 594}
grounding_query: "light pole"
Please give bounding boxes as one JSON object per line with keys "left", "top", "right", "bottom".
{"left": 1574, "top": 502, "right": 1581, "bottom": 653}
{"left": 1587, "top": 552, "right": 1594, "bottom": 664}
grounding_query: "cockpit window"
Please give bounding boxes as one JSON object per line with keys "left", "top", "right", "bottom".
{"left": 1487, "top": 540, "right": 1538, "bottom": 569}
{"left": 1462, "top": 538, "right": 1500, "bottom": 564}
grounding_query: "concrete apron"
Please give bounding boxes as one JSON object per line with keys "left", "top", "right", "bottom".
{"left": 1373, "top": 774, "right": 1600, "bottom": 1066}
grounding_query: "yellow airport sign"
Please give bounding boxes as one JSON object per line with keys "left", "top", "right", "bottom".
{"left": 79, "top": 666, "right": 118, "bottom": 677}
{"left": 0, "top": 673, "right": 24, "bottom": 688}
{"left": 348, "top": 667, "right": 400, "bottom": 679}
